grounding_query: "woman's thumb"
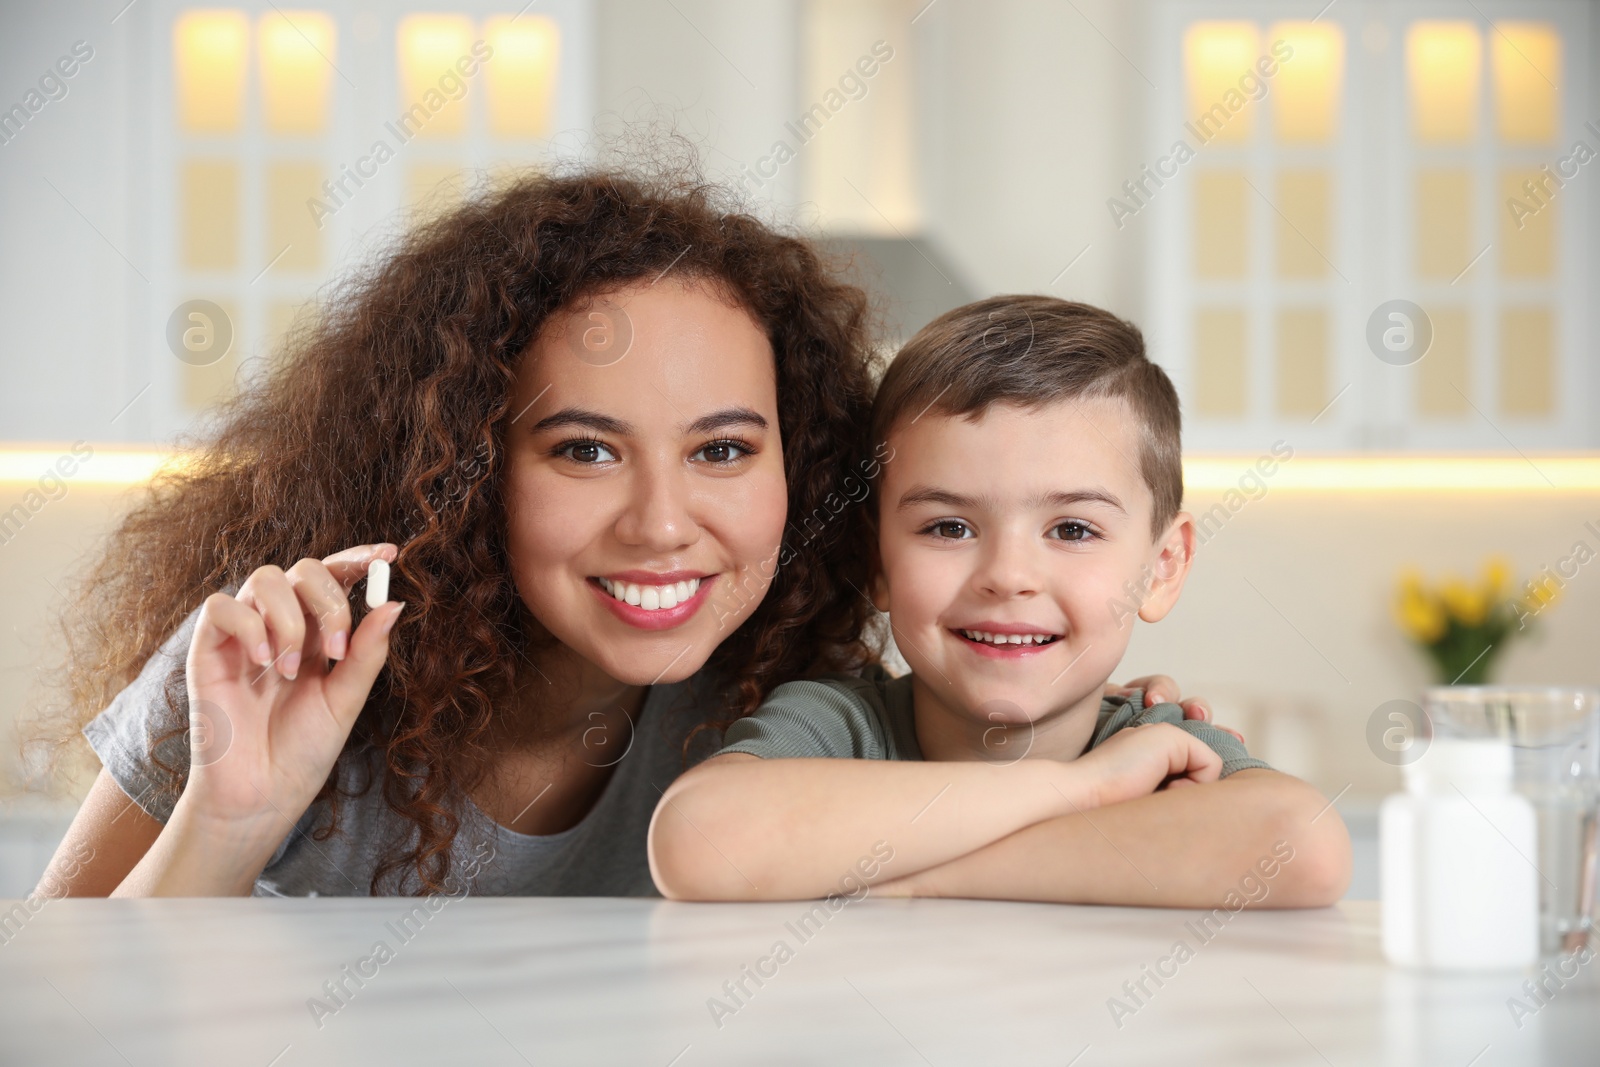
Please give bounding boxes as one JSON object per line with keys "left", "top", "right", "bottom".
{"left": 324, "top": 601, "right": 404, "bottom": 719}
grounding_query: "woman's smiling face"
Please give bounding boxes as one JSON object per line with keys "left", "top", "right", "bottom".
{"left": 503, "top": 278, "right": 788, "bottom": 687}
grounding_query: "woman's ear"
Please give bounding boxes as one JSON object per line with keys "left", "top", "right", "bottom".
{"left": 1137, "top": 511, "right": 1196, "bottom": 623}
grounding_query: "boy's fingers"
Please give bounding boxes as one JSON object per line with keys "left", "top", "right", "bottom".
{"left": 324, "top": 601, "right": 404, "bottom": 725}
{"left": 1192, "top": 740, "right": 1224, "bottom": 782}
{"left": 320, "top": 544, "right": 399, "bottom": 592}
{"left": 1164, "top": 727, "right": 1222, "bottom": 783}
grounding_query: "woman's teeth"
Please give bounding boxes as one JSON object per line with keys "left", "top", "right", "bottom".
{"left": 598, "top": 577, "right": 700, "bottom": 611}
{"left": 959, "top": 630, "right": 1058, "bottom": 646}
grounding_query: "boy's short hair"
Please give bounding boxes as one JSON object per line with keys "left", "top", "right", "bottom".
{"left": 871, "top": 295, "right": 1182, "bottom": 540}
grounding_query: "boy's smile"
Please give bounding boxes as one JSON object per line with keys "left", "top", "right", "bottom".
{"left": 872, "top": 397, "right": 1195, "bottom": 761}
{"left": 952, "top": 624, "right": 1062, "bottom": 657}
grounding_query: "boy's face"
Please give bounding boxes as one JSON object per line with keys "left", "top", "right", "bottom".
{"left": 872, "top": 397, "right": 1194, "bottom": 753}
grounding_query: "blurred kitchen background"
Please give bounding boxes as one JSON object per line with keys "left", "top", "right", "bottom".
{"left": 1, "top": 0, "right": 1597, "bottom": 897}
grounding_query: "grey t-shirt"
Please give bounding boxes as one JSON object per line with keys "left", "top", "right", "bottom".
{"left": 83, "top": 608, "right": 722, "bottom": 897}
{"left": 720, "top": 665, "right": 1269, "bottom": 777}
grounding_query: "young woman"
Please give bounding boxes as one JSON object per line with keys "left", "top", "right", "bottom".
{"left": 36, "top": 168, "right": 1213, "bottom": 897}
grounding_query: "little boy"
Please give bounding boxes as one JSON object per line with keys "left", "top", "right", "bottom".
{"left": 649, "top": 297, "right": 1350, "bottom": 906}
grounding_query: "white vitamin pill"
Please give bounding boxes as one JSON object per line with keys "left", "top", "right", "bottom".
{"left": 365, "top": 558, "right": 390, "bottom": 608}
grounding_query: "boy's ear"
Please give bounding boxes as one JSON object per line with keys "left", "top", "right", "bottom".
{"left": 867, "top": 535, "right": 890, "bottom": 612}
{"left": 1137, "top": 511, "right": 1197, "bottom": 623}
{"left": 865, "top": 501, "right": 890, "bottom": 612}
{"left": 869, "top": 569, "right": 889, "bottom": 613}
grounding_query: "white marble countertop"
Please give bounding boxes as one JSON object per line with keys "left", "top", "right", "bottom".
{"left": 0, "top": 897, "right": 1594, "bottom": 1065}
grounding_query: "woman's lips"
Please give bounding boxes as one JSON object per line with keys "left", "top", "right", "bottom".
{"left": 590, "top": 574, "right": 717, "bottom": 631}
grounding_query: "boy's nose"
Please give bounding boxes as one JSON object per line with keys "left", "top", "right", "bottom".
{"left": 972, "top": 537, "right": 1041, "bottom": 598}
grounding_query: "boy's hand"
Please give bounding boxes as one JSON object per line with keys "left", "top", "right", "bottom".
{"left": 1073, "top": 722, "right": 1223, "bottom": 809}
{"left": 1105, "top": 675, "right": 1245, "bottom": 745}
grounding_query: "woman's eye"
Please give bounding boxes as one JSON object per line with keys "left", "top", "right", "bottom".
{"left": 694, "top": 439, "right": 753, "bottom": 465}
{"left": 557, "top": 439, "right": 618, "bottom": 464}
{"left": 1051, "top": 521, "right": 1095, "bottom": 542}
{"left": 925, "top": 520, "right": 972, "bottom": 540}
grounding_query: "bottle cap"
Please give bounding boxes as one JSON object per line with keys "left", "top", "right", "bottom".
{"left": 1404, "top": 737, "right": 1515, "bottom": 795}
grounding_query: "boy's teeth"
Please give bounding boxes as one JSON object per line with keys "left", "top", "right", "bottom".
{"left": 960, "top": 629, "right": 1056, "bottom": 646}
{"left": 599, "top": 577, "right": 700, "bottom": 611}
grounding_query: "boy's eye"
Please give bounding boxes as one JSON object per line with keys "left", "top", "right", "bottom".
{"left": 1050, "top": 521, "right": 1095, "bottom": 542}
{"left": 555, "top": 438, "right": 618, "bottom": 464}
{"left": 923, "top": 520, "right": 973, "bottom": 540}
{"left": 693, "top": 439, "right": 754, "bottom": 465}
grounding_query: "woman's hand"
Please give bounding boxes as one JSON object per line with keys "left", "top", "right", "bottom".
{"left": 180, "top": 544, "right": 403, "bottom": 835}
{"left": 1072, "top": 722, "right": 1223, "bottom": 809}
{"left": 1105, "top": 674, "right": 1245, "bottom": 745}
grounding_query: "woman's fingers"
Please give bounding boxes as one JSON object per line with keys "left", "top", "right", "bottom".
{"left": 1109, "top": 674, "right": 1182, "bottom": 706}
{"left": 1137, "top": 674, "right": 1181, "bottom": 705}
{"left": 324, "top": 601, "right": 404, "bottom": 725}
{"left": 193, "top": 592, "right": 274, "bottom": 667}
{"left": 287, "top": 558, "right": 353, "bottom": 661}
{"left": 237, "top": 566, "right": 307, "bottom": 679}
{"left": 200, "top": 547, "right": 398, "bottom": 681}
{"left": 1175, "top": 697, "right": 1246, "bottom": 743}
{"left": 320, "top": 544, "right": 398, "bottom": 592}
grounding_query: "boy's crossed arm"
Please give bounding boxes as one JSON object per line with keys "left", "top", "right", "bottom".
{"left": 648, "top": 723, "right": 1351, "bottom": 906}
{"left": 868, "top": 767, "right": 1351, "bottom": 908}
{"left": 651, "top": 753, "right": 1089, "bottom": 901}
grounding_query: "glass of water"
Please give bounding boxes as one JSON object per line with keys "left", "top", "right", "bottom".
{"left": 1422, "top": 686, "right": 1600, "bottom": 955}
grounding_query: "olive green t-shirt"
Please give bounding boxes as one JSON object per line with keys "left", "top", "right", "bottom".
{"left": 720, "top": 666, "right": 1269, "bottom": 777}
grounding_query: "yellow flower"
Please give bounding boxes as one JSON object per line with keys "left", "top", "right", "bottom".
{"left": 1441, "top": 577, "right": 1488, "bottom": 626}
{"left": 1395, "top": 583, "right": 1447, "bottom": 643}
{"left": 1397, "top": 568, "right": 1429, "bottom": 599}
{"left": 1482, "top": 555, "right": 1512, "bottom": 601}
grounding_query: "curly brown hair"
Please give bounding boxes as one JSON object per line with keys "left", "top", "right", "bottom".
{"left": 46, "top": 168, "right": 883, "bottom": 894}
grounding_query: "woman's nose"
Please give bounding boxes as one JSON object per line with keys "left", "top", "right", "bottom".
{"left": 613, "top": 461, "right": 701, "bottom": 552}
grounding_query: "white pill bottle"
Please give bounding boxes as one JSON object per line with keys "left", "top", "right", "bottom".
{"left": 1381, "top": 736, "right": 1539, "bottom": 969}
